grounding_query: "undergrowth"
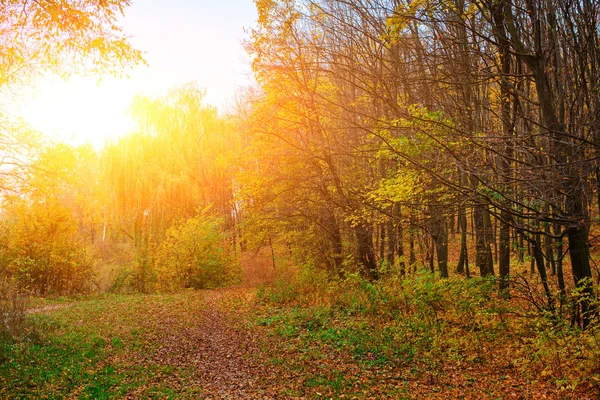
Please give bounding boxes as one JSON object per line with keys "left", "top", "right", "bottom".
{"left": 0, "top": 279, "right": 29, "bottom": 342}
{"left": 255, "top": 270, "right": 600, "bottom": 395}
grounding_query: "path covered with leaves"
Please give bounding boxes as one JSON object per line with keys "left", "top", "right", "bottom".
{"left": 135, "top": 289, "right": 277, "bottom": 398}
{"left": 2, "top": 289, "right": 277, "bottom": 398}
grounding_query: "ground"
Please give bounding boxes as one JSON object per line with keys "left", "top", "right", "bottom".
{"left": 1, "top": 284, "right": 596, "bottom": 399}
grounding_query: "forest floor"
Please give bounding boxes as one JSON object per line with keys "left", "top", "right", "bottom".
{"left": 0, "top": 283, "right": 597, "bottom": 399}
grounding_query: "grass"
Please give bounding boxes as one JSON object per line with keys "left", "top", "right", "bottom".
{"left": 3, "top": 270, "right": 600, "bottom": 398}
{"left": 0, "top": 292, "right": 207, "bottom": 399}
{"left": 251, "top": 270, "right": 600, "bottom": 398}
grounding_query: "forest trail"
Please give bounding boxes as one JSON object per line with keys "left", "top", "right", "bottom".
{"left": 3, "top": 288, "right": 292, "bottom": 399}
{"left": 140, "top": 288, "right": 277, "bottom": 399}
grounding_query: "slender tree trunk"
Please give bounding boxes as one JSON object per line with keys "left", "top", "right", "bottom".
{"left": 432, "top": 216, "right": 449, "bottom": 278}
{"left": 499, "top": 212, "right": 510, "bottom": 292}
{"left": 596, "top": 166, "right": 600, "bottom": 218}
{"left": 518, "top": 230, "right": 525, "bottom": 263}
{"left": 544, "top": 223, "right": 555, "bottom": 275}
{"left": 330, "top": 214, "right": 343, "bottom": 274}
{"left": 474, "top": 204, "right": 494, "bottom": 276}
{"left": 553, "top": 220, "right": 566, "bottom": 308}
{"left": 484, "top": 207, "right": 495, "bottom": 273}
{"left": 386, "top": 219, "right": 396, "bottom": 268}
{"left": 409, "top": 227, "right": 416, "bottom": 272}
{"left": 396, "top": 208, "right": 406, "bottom": 274}
{"left": 532, "top": 238, "right": 556, "bottom": 313}
{"left": 429, "top": 238, "right": 435, "bottom": 274}
{"left": 379, "top": 223, "right": 386, "bottom": 266}
{"left": 355, "top": 224, "right": 379, "bottom": 281}
{"left": 269, "top": 236, "right": 276, "bottom": 270}
{"left": 456, "top": 204, "right": 469, "bottom": 276}
{"left": 528, "top": 240, "right": 536, "bottom": 274}
{"left": 491, "top": 0, "right": 513, "bottom": 293}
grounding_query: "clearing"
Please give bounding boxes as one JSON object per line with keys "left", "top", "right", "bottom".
{"left": 0, "top": 285, "right": 593, "bottom": 399}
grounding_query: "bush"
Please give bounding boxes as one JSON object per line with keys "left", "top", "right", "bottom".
{"left": 154, "top": 212, "right": 239, "bottom": 290}
{"left": 0, "top": 278, "right": 29, "bottom": 341}
{"left": 3, "top": 200, "right": 94, "bottom": 296}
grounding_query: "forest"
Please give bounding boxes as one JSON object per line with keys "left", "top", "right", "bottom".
{"left": 1, "top": 0, "right": 600, "bottom": 398}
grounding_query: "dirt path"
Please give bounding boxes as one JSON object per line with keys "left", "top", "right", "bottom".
{"left": 26, "top": 303, "right": 72, "bottom": 314}
{"left": 134, "top": 288, "right": 283, "bottom": 399}
{"left": 162, "top": 290, "right": 274, "bottom": 398}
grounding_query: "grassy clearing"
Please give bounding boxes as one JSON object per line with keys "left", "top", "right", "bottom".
{"left": 3, "top": 269, "right": 600, "bottom": 399}
{"left": 0, "top": 292, "right": 208, "bottom": 399}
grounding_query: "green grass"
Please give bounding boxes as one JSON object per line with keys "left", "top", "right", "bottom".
{"left": 4, "top": 275, "right": 600, "bottom": 398}
{"left": 252, "top": 271, "right": 600, "bottom": 397}
{"left": 0, "top": 292, "right": 207, "bottom": 399}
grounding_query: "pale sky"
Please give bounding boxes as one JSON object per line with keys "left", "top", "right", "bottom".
{"left": 12, "top": 0, "right": 258, "bottom": 148}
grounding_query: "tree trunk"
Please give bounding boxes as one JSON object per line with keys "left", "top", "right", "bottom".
{"left": 532, "top": 238, "right": 556, "bottom": 313}
{"left": 544, "top": 223, "right": 555, "bottom": 275}
{"left": 379, "top": 223, "right": 386, "bottom": 266}
{"left": 386, "top": 219, "right": 396, "bottom": 268}
{"left": 432, "top": 216, "right": 449, "bottom": 278}
{"left": 518, "top": 229, "right": 525, "bottom": 263}
{"left": 409, "top": 227, "right": 416, "bottom": 272}
{"left": 456, "top": 204, "right": 469, "bottom": 276}
{"left": 553, "top": 219, "right": 566, "bottom": 308}
{"left": 355, "top": 224, "right": 379, "bottom": 281}
{"left": 499, "top": 211, "right": 510, "bottom": 292}
{"left": 567, "top": 221, "right": 594, "bottom": 327}
{"left": 429, "top": 238, "right": 435, "bottom": 274}
{"left": 396, "top": 212, "right": 406, "bottom": 275}
{"left": 474, "top": 203, "right": 494, "bottom": 276}
{"left": 529, "top": 241, "right": 536, "bottom": 274}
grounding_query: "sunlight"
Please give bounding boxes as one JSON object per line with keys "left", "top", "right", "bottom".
{"left": 14, "top": 70, "right": 244, "bottom": 148}
{"left": 15, "top": 76, "right": 137, "bottom": 148}
{"left": 4, "top": 0, "right": 256, "bottom": 149}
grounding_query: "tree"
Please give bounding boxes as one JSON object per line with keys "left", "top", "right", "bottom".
{"left": 245, "top": 0, "right": 600, "bottom": 327}
{"left": 102, "top": 83, "right": 239, "bottom": 291}
{"left": 154, "top": 211, "right": 238, "bottom": 291}
{"left": 0, "top": 0, "right": 143, "bottom": 87}
{"left": 0, "top": 144, "right": 99, "bottom": 295}
{"left": 0, "top": 0, "right": 143, "bottom": 191}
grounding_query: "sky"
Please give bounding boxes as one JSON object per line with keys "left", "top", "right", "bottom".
{"left": 12, "top": 0, "right": 258, "bottom": 148}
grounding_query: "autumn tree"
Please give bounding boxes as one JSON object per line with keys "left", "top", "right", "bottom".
{"left": 0, "top": 144, "right": 99, "bottom": 295}
{"left": 102, "top": 83, "right": 239, "bottom": 291}
{"left": 0, "top": 0, "right": 143, "bottom": 192}
{"left": 0, "top": 0, "right": 143, "bottom": 87}
{"left": 245, "top": 0, "right": 600, "bottom": 328}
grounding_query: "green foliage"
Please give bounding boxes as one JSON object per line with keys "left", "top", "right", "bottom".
{"left": 368, "top": 171, "right": 420, "bottom": 205}
{"left": 257, "top": 278, "right": 300, "bottom": 305}
{"left": 257, "top": 271, "right": 510, "bottom": 381}
{"left": 154, "top": 212, "right": 239, "bottom": 291}
{"left": 108, "top": 249, "right": 156, "bottom": 294}
{"left": 512, "top": 289, "right": 600, "bottom": 390}
{"left": 256, "top": 267, "right": 600, "bottom": 392}
{"left": 0, "top": 292, "right": 208, "bottom": 398}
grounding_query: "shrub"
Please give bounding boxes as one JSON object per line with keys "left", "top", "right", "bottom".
{"left": 154, "top": 212, "right": 239, "bottom": 290}
{"left": 0, "top": 278, "right": 29, "bottom": 341}
{"left": 3, "top": 200, "right": 93, "bottom": 296}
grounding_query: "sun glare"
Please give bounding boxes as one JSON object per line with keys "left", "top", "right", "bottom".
{"left": 14, "top": 76, "right": 138, "bottom": 149}
{"left": 14, "top": 70, "right": 242, "bottom": 149}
